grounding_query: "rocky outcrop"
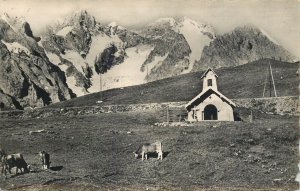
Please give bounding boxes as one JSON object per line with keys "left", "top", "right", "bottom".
{"left": 192, "top": 25, "right": 296, "bottom": 71}
{"left": 94, "top": 43, "right": 125, "bottom": 74}
{"left": 139, "top": 21, "right": 192, "bottom": 81}
{"left": 0, "top": 16, "right": 72, "bottom": 109}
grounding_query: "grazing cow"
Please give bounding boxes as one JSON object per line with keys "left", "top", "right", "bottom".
{"left": 4, "top": 153, "right": 30, "bottom": 176}
{"left": 38, "top": 151, "right": 50, "bottom": 170}
{"left": 133, "top": 141, "right": 163, "bottom": 161}
{"left": 0, "top": 149, "right": 5, "bottom": 159}
{"left": 0, "top": 149, "right": 7, "bottom": 175}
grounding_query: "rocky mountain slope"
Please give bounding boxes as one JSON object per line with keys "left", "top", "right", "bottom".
{"left": 0, "top": 13, "right": 72, "bottom": 109}
{"left": 138, "top": 17, "right": 216, "bottom": 81}
{"left": 0, "top": 11, "right": 297, "bottom": 109}
{"left": 41, "top": 12, "right": 216, "bottom": 95}
{"left": 193, "top": 25, "right": 295, "bottom": 71}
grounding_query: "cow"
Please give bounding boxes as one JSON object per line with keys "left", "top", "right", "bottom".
{"left": 133, "top": 141, "right": 163, "bottom": 161}
{"left": 38, "top": 151, "right": 50, "bottom": 170}
{"left": 0, "top": 149, "right": 7, "bottom": 175}
{"left": 3, "top": 153, "right": 30, "bottom": 176}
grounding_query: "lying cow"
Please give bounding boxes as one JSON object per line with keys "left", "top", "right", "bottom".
{"left": 133, "top": 141, "right": 163, "bottom": 161}
{"left": 3, "top": 153, "right": 30, "bottom": 176}
{"left": 38, "top": 151, "right": 50, "bottom": 170}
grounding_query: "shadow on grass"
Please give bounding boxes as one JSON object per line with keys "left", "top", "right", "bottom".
{"left": 50, "top": 166, "right": 63, "bottom": 171}
{"left": 135, "top": 151, "right": 170, "bottom": 160}
{"left": 163, "top": 151, "right": 170, "bottom": 158}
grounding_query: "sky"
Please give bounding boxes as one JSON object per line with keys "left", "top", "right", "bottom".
{"left": 0, "top": 0, "right": 299, "bottom": 58}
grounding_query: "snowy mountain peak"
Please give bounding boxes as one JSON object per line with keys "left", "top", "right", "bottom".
{"left": 152, "top": 17, "right": 177, "bottom": 27}
{"left": 1, "top": 12, "right": 10, "bottom": 21}
{"left": 56, "top": 9, "right": 97, "bottom": 31}
{"left": 233, "top": 24, "right": 279, "bottom": 45}
{"left": 0, "top": 12, "right": 26, "bottom": 31}
{"left": 178, "top": 16, "right": 198, "bottom": 26}
{"left": 177, "top": 16, "right": 215, "bottom": 37}
{"left": 107, "top": 21, "right": 125, "bottom": 30}
{"left": 108, "top": 21, "right": 118, "bottom": 27}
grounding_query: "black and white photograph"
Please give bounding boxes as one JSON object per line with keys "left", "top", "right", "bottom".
{"left": 0, "top": 0, "right": 299, "bottom": 190}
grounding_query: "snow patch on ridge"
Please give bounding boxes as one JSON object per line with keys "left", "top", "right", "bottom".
{"left": 151, "top": 17, "right": 177, "bottom": 27}
{"left": 146, "top": 54, "right": 169, "bottom": 73}
{"left": 46, "top": 52, "right": 61, "bottom": 65}
{"left": 100, "top": 45, "right": 153, "bottom": 90}
{"left": 1, "top": 40, "right": 30, "bottom": 55}
{"left": 176, "top": 17, "right": 215, "bottom": 73}
{"left": 61, "top": 50, "right": 86, "bottom": 73}
{"left": 85, "top": 33, "right": 122, "bottom": 65}
{"left": 59, "top": 64, "right": 86, "bottom": 97}
{"left": 56, "top": 26, "right": 73, "bottom": 36}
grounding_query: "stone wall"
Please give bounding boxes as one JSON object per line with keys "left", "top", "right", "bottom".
{"left": 0, "top": 96, "right": 298, "bottom": 119}
{"left": 232, "top": 96, "right": 299, "bottom": 116}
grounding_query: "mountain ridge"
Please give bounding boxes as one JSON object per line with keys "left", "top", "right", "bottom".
{"left": 0, "top": 11, "right": 297, "bottom": 110}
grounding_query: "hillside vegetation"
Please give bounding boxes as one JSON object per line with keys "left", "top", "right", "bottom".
{"left": 48, "top": 59, "right": 299, "bottom": 108}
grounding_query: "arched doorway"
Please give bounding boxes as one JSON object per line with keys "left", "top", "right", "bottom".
{"left": 204, "top": 104, "right": 218, "bottom": 120}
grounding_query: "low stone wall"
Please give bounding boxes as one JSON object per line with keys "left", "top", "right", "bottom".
{"left": 232, "top": 96, "right": 299, "bottom": 116}
{"left": 0, "top": 96, "right": 298, "bottom": 119}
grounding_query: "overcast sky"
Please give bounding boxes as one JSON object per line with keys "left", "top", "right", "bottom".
{"left": 0, "top": 0, "right": 299, "bottom": 58}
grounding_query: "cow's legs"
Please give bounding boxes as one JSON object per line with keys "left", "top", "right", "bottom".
{"left": 8, "top": 167, "right": 12, "bottom": 174}
{"left": 157, "top": 151, "right": 163, "bottom": 160}
{"left": 142, "top": 152, "right": 144, "bottom": 161}
{"left": 145, "top": 154, "right": 147, "bottom": 160}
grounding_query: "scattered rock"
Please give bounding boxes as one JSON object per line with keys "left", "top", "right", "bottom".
{"left": 29, "top": 129, "right": 46, "bottom": 135}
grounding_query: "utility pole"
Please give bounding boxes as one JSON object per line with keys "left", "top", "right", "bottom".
{"left": 262, "top": 69, "right": 268, "bottom": 97}
{"left": 269, "top": 64, "right": 272, "bottom": 97}
{"left": 166, "top": 105, "right": 169, "bottom": 124}
{"left": 99, "top": 72, "right": 103, "bottom": 101}
{"left": 263, "top": 61, "right": 277, "bottom": 97}
{"left": 269, "top": 63, "right": 277, "bottom": 97}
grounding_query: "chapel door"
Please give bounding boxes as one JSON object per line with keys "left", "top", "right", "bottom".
{"left": 204, "top": 104, "right": 218, "bottom": 120}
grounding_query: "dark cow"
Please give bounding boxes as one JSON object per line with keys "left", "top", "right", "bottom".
{"left": 38, "top": 151, "right": 50, "bottom": 170}
{"left": 0, "top": 149, "right": 7, "bottom": 175}
{"left": 133, "top": 141, "right": 163, "bottom": 161}
{"left": 4, "top": 153, "right": 30, "bottom": 176}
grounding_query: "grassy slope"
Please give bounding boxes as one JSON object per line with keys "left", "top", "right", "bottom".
{"left": 48, "top": 59, "right": 299, "bottom": 108}
{"left": 0, "top": 110, "right": 298, "bottom": 190}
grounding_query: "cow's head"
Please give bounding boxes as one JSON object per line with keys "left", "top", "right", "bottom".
{"left": 38, "top": 151, "right": 45, "bottom": 156}
{"left": 25, "top": 165, "right": 30, "bottom": 173}
{"left": 133, "top": 152, "right": 139, "bottom": 159}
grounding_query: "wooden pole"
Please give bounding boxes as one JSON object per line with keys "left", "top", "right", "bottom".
{"left": 100, "top": 73, "right": 103, "bottom": 101}
{"left": 269, "top": 64, "right": 272, "bottom": 97}
{"left": 262, "top": 67, "right": 268, "bottom": 97}
{"left": 269, "top": 63, "right": 278, "bottom": 97}
{"left": 249, "top": 110, "right": 253, "bottom": 123}
{"left": 166, "top": 105, "right": 169, "bottom": 124}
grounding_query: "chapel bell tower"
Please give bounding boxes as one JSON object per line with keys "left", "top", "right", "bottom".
{"left": 200, "top": 68, "right": 218, "bottom": 91}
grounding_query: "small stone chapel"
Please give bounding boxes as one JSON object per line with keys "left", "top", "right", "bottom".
{"left": 185, "top": 68, "right": 236, "bottom": 121}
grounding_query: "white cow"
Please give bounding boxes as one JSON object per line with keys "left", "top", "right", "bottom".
{"left": 133, "top": 141, "right": 163, "bottom": 161}
{"left": 38, "top": 151, "right": 50, "bottom": 170}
